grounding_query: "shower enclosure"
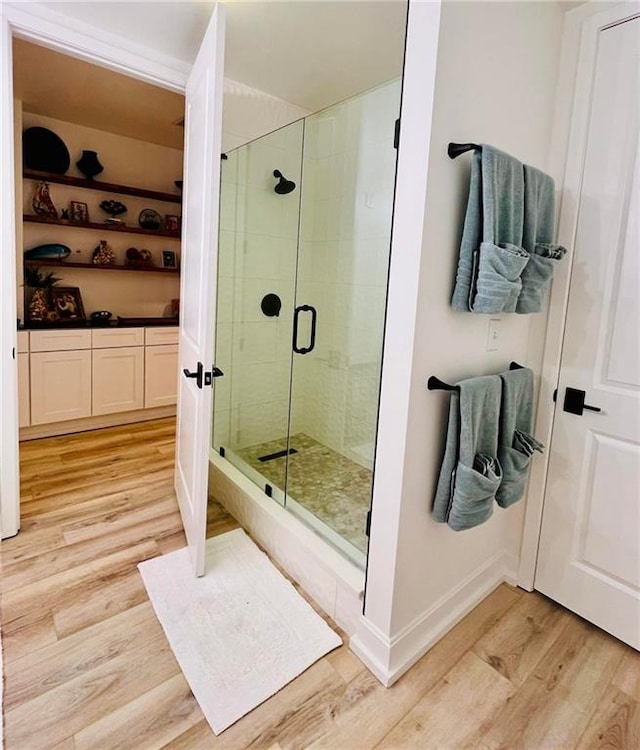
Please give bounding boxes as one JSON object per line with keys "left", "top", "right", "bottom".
{"left": 212, "top": 80, "right": 400, "bottom": 567}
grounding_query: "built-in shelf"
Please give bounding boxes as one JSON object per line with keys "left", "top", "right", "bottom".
{"left": 24, "top": 214, "right": 181, "bottom": 239}
{"left": 24, "top": 258, "right": 179, "bottom": 275}
{"left": 23, "top": 169, "right": 182, "bottom": 204}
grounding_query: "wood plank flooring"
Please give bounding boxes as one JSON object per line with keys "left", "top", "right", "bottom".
{"left": 2, "top": 418, "right": 638, "bottom": 749}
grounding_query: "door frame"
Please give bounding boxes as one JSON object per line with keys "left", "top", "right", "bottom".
{"left": 517, "top": 0, "right": 640, "bottom": 590}
{"left": 0, "top": 0, "right": 189, "bottom": 538}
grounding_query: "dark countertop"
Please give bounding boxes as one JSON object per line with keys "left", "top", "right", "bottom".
{"left": 19, "top": 317, "right": 179, "bottom": 330}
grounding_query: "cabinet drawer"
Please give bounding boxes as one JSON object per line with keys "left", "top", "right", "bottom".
{"left": 30, "top": 329, "right": 92, "bottom": 352}
{"left": 93, "top": 328, "right": 145, "bottom": 349}
{"left": 17, "top": 331, "right": 29, "bottom": 353}
{"left": 145, "top": 327, "right": 179, "bottom": 346}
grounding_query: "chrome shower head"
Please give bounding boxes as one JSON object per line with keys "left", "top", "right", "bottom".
{"left": 273, "top": 169, "right": 296, "bottom": 195}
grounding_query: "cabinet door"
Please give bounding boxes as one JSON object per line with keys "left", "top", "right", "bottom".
{"left": 18, "top": 352, "right": 30, "bottom": 428}
{"left": 145, "top": 344, "right": 178, "bottom": 408}
{"left": 30, "top": 350, "right": 92, "bottom": 425}
{"left": 93, "top": 347, "right": 144, "bottom": 416}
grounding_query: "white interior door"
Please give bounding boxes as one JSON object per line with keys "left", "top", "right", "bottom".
{"left": 536, "top": 18, "right": 639, "bottom": 649}
{"left": 175, "top": 4, "right": 225, "bottom": 576}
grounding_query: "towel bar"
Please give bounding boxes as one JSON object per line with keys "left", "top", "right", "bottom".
{"left": 428, "top": 361, "right": 524, "bottom": 391}
{"left": 448, "top": 142, "right": 482, "bottom": 159}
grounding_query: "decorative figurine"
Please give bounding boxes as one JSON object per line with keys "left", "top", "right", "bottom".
{"left": 24, "top": 266, "right": 60, "bottom": 322}
{"left": 60, "top": 208, "right": 70, "bottom": 220}
{"left": 32, "top": 181, "right": 58, "bottom": 218}
{"left": 92, "top": 240, "right": 115, "bottom": 265}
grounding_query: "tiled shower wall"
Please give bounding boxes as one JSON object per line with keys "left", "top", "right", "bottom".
{"left": 292, "top": 80, "right": 401, "bottom": 468}
{"left": 213, "top": 122, "right": 303, "bottom": 450}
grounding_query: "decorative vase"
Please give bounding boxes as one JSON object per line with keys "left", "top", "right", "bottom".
{"left": 76, "top": 150, "right": 104, "bottom": 180}
{"left": 28, "top": 288, "right": 50, "bottom": 321}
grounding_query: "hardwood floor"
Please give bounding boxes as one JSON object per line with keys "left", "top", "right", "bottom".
{"left": 2, "top": 418, "right": 638, "bottom": 749}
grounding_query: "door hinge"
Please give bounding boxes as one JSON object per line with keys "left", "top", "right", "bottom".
{"left": 365, "top": 509, "right": 372, "bottom": 537}
{"left": 393, "top": 118, "right": 400, "bottom": 150}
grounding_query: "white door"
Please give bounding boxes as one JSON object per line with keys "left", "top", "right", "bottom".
{"left": 536, "top": 18, "right": 640, "bottom": 649}
{"left": 175, "top": 4, "right": 225, "bottom": 576}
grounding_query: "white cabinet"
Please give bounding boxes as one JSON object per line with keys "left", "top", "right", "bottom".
{"left": 145, "top": 344, "right": 178, "bottom": 407}
{"left": 17, "top": 331, "right": 30, "bottom": 427}
{"left": 30, "top": 349, "right": 92, "bottom": 424}
{"left": 92, "top": 347, "right": 144, "bottom": 416}
{"left": 20, "top": 326, "right": 178, "bottom": 431}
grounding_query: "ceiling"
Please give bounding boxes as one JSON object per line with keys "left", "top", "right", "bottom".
{"left": 13, "top": 1, "right": 406, "bottom": 149}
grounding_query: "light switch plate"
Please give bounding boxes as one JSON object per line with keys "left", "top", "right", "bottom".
{"left": 487, "top": 318, "right": 502, "bottom": 352}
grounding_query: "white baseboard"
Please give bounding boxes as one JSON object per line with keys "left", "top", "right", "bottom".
{"left": 19, "top": 406, "right": 176, "bottom": 441}
{"left": 351, "top": 551, "right": 514, "bottom": 687}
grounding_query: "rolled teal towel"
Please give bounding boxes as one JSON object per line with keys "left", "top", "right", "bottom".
{"left": 473, "top": 241, "right": 529, "bottom": 314}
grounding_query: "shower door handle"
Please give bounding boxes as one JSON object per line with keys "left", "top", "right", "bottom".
{"left": 292, "top": 305, "right": 317, "bottom": 354}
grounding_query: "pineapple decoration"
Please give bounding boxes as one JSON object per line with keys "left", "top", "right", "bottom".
{"left": 92, "top": 239, "right": 115, "bottom": 265}
{"left": 24, "top": 266, "right": 60, "bottom": 322}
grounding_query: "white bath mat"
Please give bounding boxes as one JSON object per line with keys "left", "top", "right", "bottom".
{"left": 138, "top": 528, "right": 341, "bottom": 734}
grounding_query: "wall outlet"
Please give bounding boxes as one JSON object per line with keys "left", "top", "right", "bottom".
{"left": 486, "top": 318, "right": 502, "bottom": 352}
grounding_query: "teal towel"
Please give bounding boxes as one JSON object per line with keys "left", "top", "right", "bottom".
{"left": 433, "top": 375, "right": 502, "bottom": 531}
{"left": 451, "top": 148, "right": 566, "bottom": 315}
{"left": 452, "top": 146, "right": 528, "bottom": 314}
{"left": 496, "top": 367, "right": 543, "bottom": 508}
{"left": 451, "top": 151, "right": 483, "bottom": 311}
{"left": 518, "top": 165, "right": 566, "bottom": 313}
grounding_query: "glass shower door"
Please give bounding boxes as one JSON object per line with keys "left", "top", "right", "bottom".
{"left": 285, "top": 80, "right": 402, "bottom": 565}
{"left": 212, "top": 121, "right": 304, "bottom": 504}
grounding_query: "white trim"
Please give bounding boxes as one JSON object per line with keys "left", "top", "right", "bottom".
{"left": 351, "top": 552, "right": 513, "bottom": 687}
{"left": 0, "top": 2, "right": 190, "bottom": 540}
{"left": 3, "top": 1, "right": 189, "bottom": 91}
{"left": 517, "top": 1, "right": 640, "bottom": 590}
{"left": 0, "top": 10, "right": 20, "bottom": 539}
{"left": 363, "top": 0, "right": 442, "bottom": 636}
{"left": 19, "top": 406, "right": 176, "bottom": 442}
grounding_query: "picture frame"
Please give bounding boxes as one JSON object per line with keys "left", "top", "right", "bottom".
{"left": 165, "top": 214, "right": 180, "bottom": 232}
{"left": 69, "top": 201, "right": 89, "bottom": 223}
{"left": 50, "top": 286, "right": 86, "bottom": 322}
{"left": 162, "top": 250, "right": 177, "bottom": 269}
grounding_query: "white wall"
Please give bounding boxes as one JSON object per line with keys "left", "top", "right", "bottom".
{"left": 222, "top": 78, "right": 308, "bottom": 153}
{"left": 19, "top": 112, "right": 183, "bottom": 320}
{"left": 360, "top": 0, "right": 564, "bottom": 680}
